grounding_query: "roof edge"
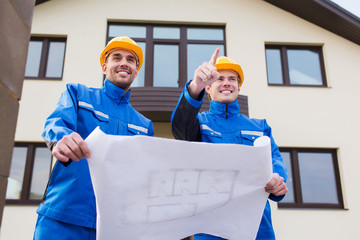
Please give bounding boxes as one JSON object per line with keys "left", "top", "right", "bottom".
{"left": 264, "top": 0, "right": 360, "bottom": 46}
{"left": 35, "top": 0, "right": 50, "bottom": 5}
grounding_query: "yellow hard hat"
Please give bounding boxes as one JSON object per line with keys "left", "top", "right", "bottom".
{"left": 100, "top": 36, "right": 143, "bottom": 70}
{"left": 216, "top": 56, "right": 244, "bottom": 87}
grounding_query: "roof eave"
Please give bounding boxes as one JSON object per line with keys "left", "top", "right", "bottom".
{"left": 264, "top": 0, "right": 360, "bottom": 45}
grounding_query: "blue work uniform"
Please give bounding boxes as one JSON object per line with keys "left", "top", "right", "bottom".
{"left": 171, "top": 82, "right": 287, "bottom": 240}
{"left": 34, "top": 79, "right": 154, "bottom": 239}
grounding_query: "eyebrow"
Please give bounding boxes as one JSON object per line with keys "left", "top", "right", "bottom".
{"left": 111, "top": 53, "right": 136, "bottom": 60}
{"left": 111, "top": 53, "right": 123, "bottom": 58}
{"left": 106, "top": 51, "right": 139, "bottom": 67}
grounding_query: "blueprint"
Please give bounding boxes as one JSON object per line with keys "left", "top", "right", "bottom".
{"left": 85, "top": 127, "right": 273, "bottom": 240}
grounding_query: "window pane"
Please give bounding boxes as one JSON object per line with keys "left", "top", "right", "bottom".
{"left": 108, "top": 25, "right": 146, "bottom": 38}
{"left": 298, "top": 152, "right": 338, "bottom": 204}
{"left": 265, "top": 48, "right": 283, "bottom": 84}
{"left": 187, "top": 28, "right": 224, "bottom": 40}
{"left": 132, "top": 42, "right": 146, "bottom": 87}
{"left": 153, "top": 44, "right": 179, "bottom": 87}
{"left": 6, "top": 147, "right": 27, "bottom": 199}
{"left": 45, "top": 41, "right": 66, "bottom": 78}
{"left": 25, "top": 41, "right": 43, "bottom": 77}
{"left": 187, "top": 44, "right": 224, "bottom": 81}
{"left": 154, "top": 27, "right": 180, "bottom": 39}
{"left": 29, "top": 147, "right": 52, "bottom": 200}
{"left": 287, "top": 49, "right": 323, "bottom": 85}
{"left": 280, "top": 152, "right": 294, "bottom": 203}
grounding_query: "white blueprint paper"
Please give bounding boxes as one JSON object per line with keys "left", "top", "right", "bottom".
{"left": 85, "top": 127, "right": 273, "bottom": 240}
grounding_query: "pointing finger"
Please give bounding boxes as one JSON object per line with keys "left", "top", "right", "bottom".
{"left": 209, "top": 48, "right": 220, "bottom": 66}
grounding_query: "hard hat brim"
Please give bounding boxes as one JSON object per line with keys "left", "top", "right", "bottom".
{"left": 216, "top": 63, "right": 244, "bottom": 87}
{"left": 100, "top": 41, "right": 143, "bottom": 70}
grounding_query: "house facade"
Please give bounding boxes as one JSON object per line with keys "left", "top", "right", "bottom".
{"left": 1, "top": 0, "right": 360, "bottom": 239}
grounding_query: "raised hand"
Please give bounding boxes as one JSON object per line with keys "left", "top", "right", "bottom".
{"left": 188, "top": 48, "right": 220, "bottom": 99}
{"left": 52, "top": 132, "right": 91, "bottom": 162}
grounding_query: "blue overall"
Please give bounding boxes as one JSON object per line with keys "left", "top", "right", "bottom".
{"left": 171, "top": 82, "right": 287, "bottom": 240}
{"left": 34, "top": 79, "right": 154, "bottom": 239}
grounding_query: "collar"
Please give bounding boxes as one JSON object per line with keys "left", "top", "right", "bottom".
{"left": 103, "top": 79, "right": 131, "bottom": 104}
{"left": 209, "top": 99, "right": 239, "bottom": 117}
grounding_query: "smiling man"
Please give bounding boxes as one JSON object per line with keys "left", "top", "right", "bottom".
{"left": 102, "top": 48, "right": 138, "bottom": 91}
{"left": 171, "top": 49, "right": 288, "bottom": 240}
{"left": 33, "top": 36, "right": 154, "bottom": 240}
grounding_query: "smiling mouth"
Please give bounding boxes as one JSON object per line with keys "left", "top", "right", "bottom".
{"left": 117, "top": 68, "right": 131, "bottom": 75}
{"left": 220, "top": 90, "right": 232, "bottom": 94}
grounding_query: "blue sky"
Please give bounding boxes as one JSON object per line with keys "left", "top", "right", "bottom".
{"left": 330, "top": 0, "right": 360, "bottom": 17}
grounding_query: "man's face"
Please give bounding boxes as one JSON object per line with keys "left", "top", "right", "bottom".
{"left": 205, "top": 70, "right": 240, "bottom": 104}
{"left": 102, "top": 49, "right": 138, "bottom": 91}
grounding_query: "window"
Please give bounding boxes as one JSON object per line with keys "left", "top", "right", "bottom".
{"left": 25, "top": 37, "right": 66, "bottom": 80}
{"left": 279, "top": 148, "right": 344, "bottom": 209}
{"left": 265, "top": 45, "right": 327, "bottom": 86}
{"left": 106, "top": 23, "right": 225, "bottom": 88}
{"left": 6, "top": 143, "right": 53, "bottom": 205}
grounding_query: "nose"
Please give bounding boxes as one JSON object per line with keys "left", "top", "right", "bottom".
{"left": 119, "top": 58, "right": 129, "bottom": 67}
{"left": 222, "top": 78, "right": 231, "bottom": 86}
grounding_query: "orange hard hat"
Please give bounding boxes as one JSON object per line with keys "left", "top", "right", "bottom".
{"left": 216, "top": 56, "right": 244, "bottom": 86}
{"left": 100, "top": 36, "right": 143, "bottom": 70}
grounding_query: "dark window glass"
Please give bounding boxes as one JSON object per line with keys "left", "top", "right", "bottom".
{"left": 108, "top": 25, "right": 146, "bottom": 38}
{"left": 187, "top": 44, "right": 224, "bottom": 81}
{"left": 279, "top": 149, "right": 344, "bottom": 209}
{"left": 25, "top": 37, "right": 66, "bottom": 80}
{"left": 45, "top": 41, "right": 66, "bottom": 78}
{"left": 6, "top": 147, "right": 27, "bottom": 199}
{"left": 25, "top": 41, "right": 43, "bottom": 77}
{"left": 153, "top": 44, "right": 179, "bottom": 87}
{"left": 280, "top": 152, "right": 294, "bottom": 203}
{"left": 154, "top": 27, "right": 180, "bottom": 39}
{"left": 265, "top": 45, "right": 327, "bottom": 87}
{"left": 187, "top": 28, "right": 224, "bottom": 40}
{"left": 107, "top": 23, "right": 226, "bottom": 88}
{"left": 298, "top": 152, "right": 339, "bottom": 204}
{"left": 29, "top": 147, "right": 53, "bottom": 199}
{"left": 132, "top": 42, "right": 146, "bottom": 87}
{"left": 6, "top": 143, "right": 53, "bottom": 205}
{"left": 287, "top": 49, "right": 323, "bottom": 85}
{"left": 265, "top": 48, "right": 283, "bottom": 84}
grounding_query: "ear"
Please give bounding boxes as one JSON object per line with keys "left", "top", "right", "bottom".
{"left": 205, "top": 85, "right": 212, "bottom": 100}
{"left": 205, "top": 85, "right": 211, "bottom": 94}
{"left": 101, "top": 63, "right": 107, "bottom": 74}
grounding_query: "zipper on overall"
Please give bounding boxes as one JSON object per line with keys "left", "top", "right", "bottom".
{"left": 226, "top": 104, "right": 228, "bottom": 119}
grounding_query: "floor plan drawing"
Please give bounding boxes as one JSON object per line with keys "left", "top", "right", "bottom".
{"left": 147, "top": 169, "right": 239, "bottom": 222}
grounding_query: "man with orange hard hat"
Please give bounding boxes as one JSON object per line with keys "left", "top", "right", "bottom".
{"left": 33, "top": 36, "right": 154, "bottom": 240}
{"left": 171, "top": 49, "right": 288, "bottom": 240}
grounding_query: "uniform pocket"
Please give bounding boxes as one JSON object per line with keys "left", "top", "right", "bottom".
{"left": 78, "top": 101, "right": 109, "bottom": 122}
{"left": 200, "top": 124, "right": 222, "bottom": 143}
{"left": 240, "top": 130, "right": 263, "bottom": 145}
{"left": 127, "top": 123, "right": 149, "bottom": 135}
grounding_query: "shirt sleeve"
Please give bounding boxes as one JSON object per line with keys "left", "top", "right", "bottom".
{"left": 264, "top": 119, "right": 288, "bottom": 202}
{"left": 42, "top": 84, "right": 78, "bottom": 150}
{"left": 147, "top": 122, "right": 155, "bottom": 137}
{"left": 171, "top": 81, "right": 205, "bottom": 141}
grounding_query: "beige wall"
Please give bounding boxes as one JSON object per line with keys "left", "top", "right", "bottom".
{"left": 2, "top": 0, "right": 360, "bottom": 239}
